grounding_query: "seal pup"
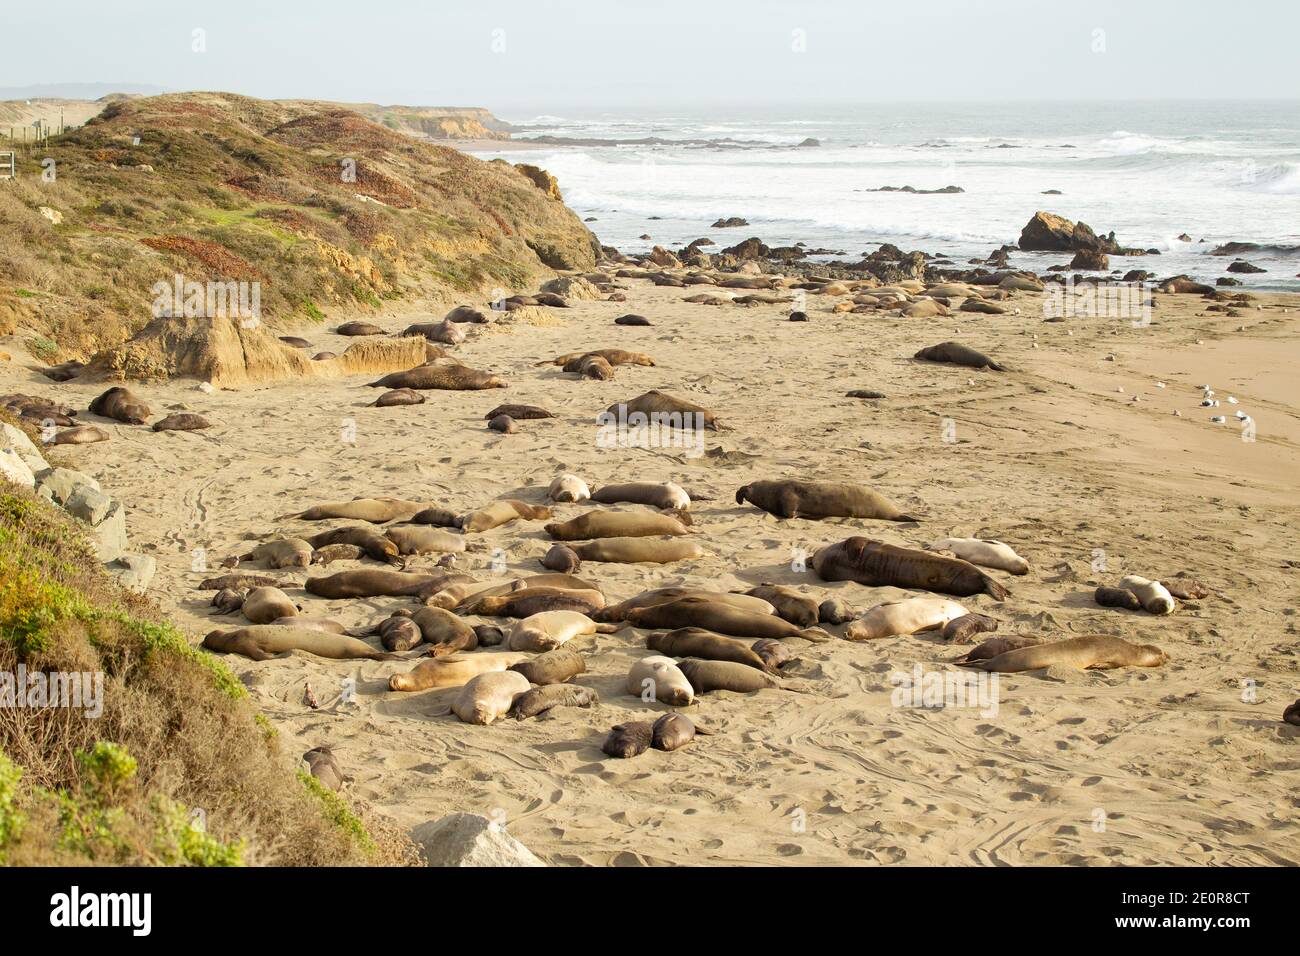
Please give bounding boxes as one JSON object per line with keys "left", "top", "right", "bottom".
{"left": 459, "top": 499, "right": 552, "bottom": 533}
{"left": 361, "top": 611, "right": 424, "bottom": 652}
{"left": 203, "top": 626, "right": 397, "bottom": 662}
{"left": 306, "top": 526, "right": 401, "bottom": 564}
{"left": 570, "top": 537, "right": 705, "bottom": 564}
{"left": 652, "top": 713, "right": 709, "bottom": 752}
{"left": 210, "top": 588, "right": 246, "bottom": 614}
{"left": 626, "top": 656, "right": 694, "bottom": 705}
{"left": 626, "top": 597, "right": 831, "bottom": 643}
{"left": 152, "top": 413, "right": 212, "bottom": 432}
{"left": 647, "top": 628, "right": 773, "bottom": 673}
{"left": 813, "top": 537, "right": 1010, "bottom": 601}
{"left": 507, "top": 611, "right": 610, "bottom": 652}
{"left": 928, "top": 538, "right": 1029, "bottom": 575}
{"left": 593, "top": 588, "right": 774, "bottom": 622}
{"left": 845, "top": 598, "right": 969, "bottom": 640}
{"left": 1095, "top": 586, "right": 1143, "bottom": 611}
{"left": 541, "top": 543, "right": 582, "bottom": 573}
{"left": 509, "top": 684, "right": 599, "bottom": 720}
{"left": 384, "top": 525, "right": 466, "bottom": 556}
{"left": 311, "top": 543, "right": 364, "bottom": 565}
{"left": 286, "top": 497, "right": 426, "bottom": 524}
{"left": 1165, "top": 579, "right": 1210, "bottom": 601}
{"left": 743, "top": 584, "right": 819, "bottom": 627}
{"left": 410, "top": 506, "right": 460, "bottom": 528}
{"left": 751, "top": 638, "right": 798, "bottom": 670}
{"left": 954, "top": 635, "right": 1043, "bottom": 663}
{"left": 817, "top": 597, "right": 854, "bottom": 625}
{"left": 548, "top": 348, "right": 656, "bottom": 368}
{"left": 241, "top": 586, "right": 300, "bottom": 624}
{"left": 488, "top": 414, "right": 517, "bottom": 433}
{"left": 89, "top": 386, "right": 150, "bottom": 425}
{"left": 735, "top": 480, "right": 916, "bottom": 521}
{"left": 337, "top": 321, "right": 383, "bottom": 336}
{"left": 960, "top": 635, "right": 1167, "bottom": 672}
{"left": 914, "top": 342, "right": 1007, "bottom": 371}
{"left": 366, "top": 363, "right": 505, "bottom": 391}
{"left": 509, "top": 648, "right": 586, "bottom": 685}
{"left": 452, "top": 671, "right": 531, "bottom": 725}
{"left": 1119, "top": 575, "right": 1176, "bottom": 615}
{"left": 545, "top": 510, "right": 691, "bottom": 541}
{"left": 602, "top": 722, "right": 654, "bottom": 759}
{"left": 614, "top": 314, "right": 651, "bottom": 326}
{"left": 51, "top": 425, "right": 111, "bottom": 445}
{"left": 547, "top": 474, "right": 591, "bottom": 503}
{"left": 677, "top": 658, "right": 783, "bottom": 695}
{"left": 474, "top": 623, "right": 505, "bottom": 647}
{"left": 567, "top": 354, "right": 614, "bottom": 380}
{"left": 941, "top": 613, "right": 1000, "bottom": 643}
{"left": 303, "top": 747, "right": 347, "bottom": 791}
{"left": 369, "top": 388, "right": 426, "bottom": 407}
{"left": 591, "top": 481, "right": 690, "bottom": 510}
{"left": 388, "top": 651, "right": 529, "bottom": 691}
{"left": 240, "top": 538, "right": 313, "bottom": 569}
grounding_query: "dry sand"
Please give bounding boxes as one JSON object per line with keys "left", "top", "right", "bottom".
{"left": 3, "top": 278, "right": 1299, "bottom": 866}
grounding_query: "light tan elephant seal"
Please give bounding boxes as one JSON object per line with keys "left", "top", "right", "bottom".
{"left": 959, "top": 635, "right": 1167, "bottom": 672}
{"left": 735, "top": 480, "right": 916, "bottom": 521}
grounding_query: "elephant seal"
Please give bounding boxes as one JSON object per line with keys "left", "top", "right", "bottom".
{"left": 486, "top": 404, "right": 554, "bottom": 421}
{"left": 507, "top": 611, "right": 608, "bottom": 651}
{"left": 312, "top": 543, "right": 364, "bottom": 565}
{"left": 1095, "top": 586, "right": 1143, "bottom": 611}
{"left": 203, "top": 626, "right": 397, "bottom": 662}
{"left": 845, "top": 597, "right": 970, "bottom": 641}
{"left": 550, "top": 348, "right": 655, "bottom": 368}
{"left": 647, "top": 628, "right": 773, "bottom": 672}
{"left": 615, "top": 314, "right": 651, "bottom": 326}
{"left": 941, "top": 612, "right": 1000, "bottom": 643}
{"left": 287, "top": 497, "right": 425, "bottom": 523}
{"left": 198, "top": 573, "right": 282, "bottom": 590}
{"left": 602, "top": 722, "right": 654, "bottom": 759}
{"left": 567, "top": 354, "right": 614, "bottom": 380}
{"left": 735, "top": 480, "right": 916, "bottom": 521}
{"left": 593, "top": 588, "right": 774, "bottom": 623}
{"left": 388, "top": 651, "right": 528, "bottom": 691}
{"left": 411, "top": 506, "right": 460, "bottom": 527}
{"left": 453, "top": 671, "right": 531, "bottom": 725}
{"left": 445, "top": 305, "right": 488, "bottom": 323}
{"left": 306, "top": 526, "right": 401, "bottom": 564}
{"left": 1284, "top": 699, "right": 1300, "bottom": 727}
{"left": 305, "top": 568, "right": 460, "bottom": 599}
{"left": 509, "top": 647, "right": 586, "bottom": 685}
{"left": 813, "top": 537, "right": 1010, "bottom": 601}
{"left": 591, "top": 481, "right": 689, "bottom": 510}
{"left": 570, "top": 537, "right": 705, "bottom": 564}
{"left": 678, "top": 658, "right": 782, "bottom": 694}
{"left": 367, "top": 363, "right": 505, "bottom": 391}
{"left": 1165, "top": 579, "right": 1210, "bottom": 601}
{"left": 410, "top": 607, "right": 478, "bottom": 655}
{"left": 459, "top": 499, "right": 552, "bottom": 533}
{"left": 626, "top": 656, "right": 694, "bottom": 705}
{"left": 52, "top": 425, "right": 111, "bottom": 445}
{"left": 1119, "top": 575, "right": 1176, "bottom": 615}
{"left": 928, "top": 538, "right": 1029, "bottom": 575}
{"left": 914, "top": 342, "right": 1006, "bottom": 371}
{"left": 542, "top": 544, "right": 582, "bottom": 573}
{"left": 466, "top": 587, "right": 605, "bottom": 618}
{"left": 545, "top": 510, "right": 691, "bottom": 541}
{"left": 817, "top": 597, "right": 854, "bottom": 625}
{"left": 369, "top": 388, "right": 426, "bottom": 407}
{"left": 488, "top": 414, "right": 517, "bottom": 433}
{"left": 366, "top": 611, "right": 424, "bottom": 652}
{"left": 210, "top": 588, "right": 246, "bottom": 614}
{"left": 152, "top": 413, "right": 212, "bottom": 432}
{"left": 241, "top": 538, "right": 313, "bottom": 569}
{"left": 303, "top": 746, "right": 346, "bottom": 791}
{"left": 89, "top": 386, "right": 150, "bottom": 425}
{"left": 474, "top": 623, "right": 505, "bottom": 647}
{"left": 269, "top": 616, "right": 345, "bottom": 634}
{"left": 603, "top": 390, "right": 720, "bottom": 430}
{"left": 744, "top": 584, "right": 819, "bottom": 627}
{"left": 509, "top": 683, "right": 599, "bottom": 720}
{"left": 626, "top": 597, "right": 830, "bottom": 643}
{"left": 279, "top": 336, "right": 311, "bottom": 348}
{"left": 652, "top": 713, "right": 709, "bottom": 752}
{"left": 547, "top": 474, "right": 591, "bottom": 502}
{"left": 337, "top": 321, "right": 383, "bottom": 336}
{"left": 242, "top": 587, "right": 300, "bottom": 624}
{"left": 751, "top": 638, "right": 798, "bottom": 670}
{"left": 960, "top": 635, "right": 1168, "bottom": 672}
{"left": 385, "top": 525, "right": 465, "bottom": 556}
{"left": 955, "top": 635, "right": 1043, "bottom": 663}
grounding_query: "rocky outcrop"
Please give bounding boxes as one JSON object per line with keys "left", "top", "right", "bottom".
{"left": 721, "top": 237, "right": 770, "bottom": 260}
{"left": 514, "top": 163, "right": 563, "bottom": 202}
{"left": 1069, "top": 250, "right": 1110, "bottom": 271}
{"left": 1019, "top": 211, "right": 1122, "bottom": 253}
{"left": 1226, "top": 260, "right": 1265, "bottom": 274}
{"left": 711, "top": 217, "right": 749, "bottom": 228}
{"left": 864, "top": 185, "right": 963, "bottom": 194}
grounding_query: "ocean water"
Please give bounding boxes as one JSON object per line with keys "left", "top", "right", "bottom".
{"left": 471, "top": 101, "right": 1300, "bottom": 290}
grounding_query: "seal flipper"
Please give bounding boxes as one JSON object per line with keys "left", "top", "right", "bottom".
{"left": 595, "top": 623, "right": 620, "bottom": 634}
{"left": 795, "top": 627, "right": 833, "bottom": 644}
{"left": 981, "top": 577, "right": 1010, "bottom": 602}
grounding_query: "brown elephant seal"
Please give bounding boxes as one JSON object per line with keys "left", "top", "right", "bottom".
{"left": 591, "top": 481, "right": 690, "bottom": 510}
{"left": 198, "top": 572, "right": 283, "bottom": 590}
{"left": 846, "top": 389, "right": 886, "bottom": 399}
{"left": 1165, "top": 579, "right": 1210, "bottom": 601}
{"left": 89, "top": 386, "right": 150, "bottom": 425}
{"left": 914, "top": 342, "right": 1007, "bottom": 371}
{"left": 241, "top": 537, "right": 313, "bottom": 569}
{"left": 942, "top": 613, "right": 1000, "bottom": 643}
{"left": 400, "top": 320, "right": 463, "bottom": 344}
{"left": 550, "top": 348, "right": 656, "bottom": 368}
{"left": 388, "top": 651, "right": 528, "bottom": 691}
{"left": 385, "top": 525, "right": 466, "bottom": 556}
{"left": 488, "top": 414, "right": 517, "bottom": 433}
{"left": 626, "top": 656, "right": 694, "bottom": 705}
{"left": 52, "top": 425, "right": 111, "bottom": 445}
{"left": 626, "top": 598, "right": 830, "bottom": 643}
{"left": 813, "top": 537, "right": 1010, "bottom": 601}
{"left": 411, "top": 506, "right": 460, "bottom": 527}
{"left": 474, "top": 623, "right": 505, "bottom": 647}
{"left": 203, "top": 626, "right": 397, "bottom": 662}
{"left": 955, "top": 635, "right": 1043, "bottom": 663}
{"left": 817, "top": 597, "right": 854, "bottom": 625}
{"left": 306, "top": 526, "right": 401, "bottom": 564}
{"left": 1095, "top": 586, "right": 1143, "bottom": 611}
{"left": 1284, "top": 699, "right": 1300, "bottom": 727}
{"left": 678, "top": 658, "right": 782, "bottom": 694}
{"left": 593, "top": 588, "right": 774, "bottom": 623}
{"left": 542, "top": 543, "right": 582, "bottom": 573}
{"left": 312, "top": 352, "right": 337, "bottom": 361}
{"left": 602, "top": 722, "right": 654, "bottom": 758}
{"left": 735, "top": 480, "right": 916, "bottom": 521}
{"left": 744, "top": 584, "right": 819, "bottom": 627}
{"left": 459, "top": 499, "right": 552, "bottom": 533}
{"left": 647, "top": 628, "right": 773, "bottom": 673}
{"left": 242, "top": 587, "right": 300, "bottom": 624}
{"left": 279, "top": 336, "right": 311, "bottom": 348}
{"left": 311, "top": 543, "right": 364, "bottom": 565}
{"left": 410, "top": 607, "right": 478, "bottom": 655}
{"left": 486, "top": 404, "right": 554, "bottom": 421}
{"left": 210, "top": 588, "right": 246, "bottom": 614}
{"left": 751, "top": 638, "right": 798, "bottom": 670}
{"left": 652, "top": 713, "right": 710, "bottom": 751}
{"left": 570, "top": 537, "right": 705, "bottom": 564}
{"left": 615, "top": 314, "right": 651, "bottom": 326}
{"left": 152, "top": 412, "right": 212, "bottom": 432}
{"left": 337, "top": 321, "right": 383, "bottom": 336}
{"left": 547, "top": 474, "right": 591, "bottom": 502}
{"left": 466, "top": 587, "right": 605, "bottom": 618}
{"left": 603, "top": 390, "right": 720, "bottom": 430}
{"left": 303, "top": 746, "right": 347, "bottom": 791}
{"left": 567, "top": 354, "right": 614, "bottom": 380}
{"left": 545, "top": 510, "right": 691, "bottom": 541}
{"left": 1119, "top": 575, "right": 1177, "bottom": 615}
{"left": 445, "top": 305, "right": 489, "bottom": 323}
{"left": 367, "top": 611, "right": 424, "bottom": 652}
{"left": 960, "top": 635, "right": 1167, "bottom": 672}
{"left": 367, "top": 363, "right": 505, "bottom": 391}
{"left": 509, "top": 647, "right": 586, "bottom": 685}
{"left": 452, "top": 671, "right": 531, "bottom": 725}
{"left": 369, "top": 388, "right": 426, "bottom": 407}
{"left": 509, "top": 683, "right": 599, "bottom": 720}
{"left": 40, "top": 359, "right": 84, "bottom": 382}
{"left": 287, "top": 497, "right": 425, "bottom": 524}
{"left": 305, "top": 568, "right": 460, "bottom": 599}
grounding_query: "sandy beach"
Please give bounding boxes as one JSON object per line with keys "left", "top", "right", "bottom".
{"left": 4, "top": 274, "right": 1297, "bottom": 866}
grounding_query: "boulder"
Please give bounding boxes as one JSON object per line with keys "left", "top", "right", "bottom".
{"left": 721, "top": 237, "right": 770, "bottom": 260}
{"left": 710, "top": 217, "right": 748, "bottom": 228}
{"left": 1226, "top": 260, "right": 1265, "bottom": 274}
{"left": 0, "top": 449, "right": 35, "bottom": 490}
{"left": 66, "top": 486, "right": 113, "bottom": 526}
{"left": 105, "top": 554, "right": 156, "bottom": 593}
{"left": 1070, "top": 250, "right": 1110, "bottom": 271}
{"left": 410, "top": 813, "right": 544, "bottom": 867}
{"left": 1, "top": 423, "right": 48, "bottom": 474}
{"left": 92, "top": 502, "right": 128, "bottom": 561}
{"left": 538, "top": 275, "right": 602, "bottom": 301}
{"left": 1158, "top": 275, "right": 1215, "bottom": 294}
{"left": 647, "top": 246, "right": 681, "bottom": 269}
{"left": 34, "top": 467, "right": 101, "bottom": 505}
{"left": 1019, "top": 211, "right": 1119, "bottom": 253}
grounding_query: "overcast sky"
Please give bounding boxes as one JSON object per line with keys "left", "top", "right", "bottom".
{"left": 4, "top": 0, "right": 1298, "bottom": 115}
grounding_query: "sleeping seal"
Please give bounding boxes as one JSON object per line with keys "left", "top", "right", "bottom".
{"left": 388, "top": 652, "right": 529, "bottom": 692}
{"left": 626, "top": 656, "right": 694, "bottom": 705}
{"left": 602, "top": 722, "right": 654, "bottom": 758}
{"left": 626, "top": 597, "right": 830, "bottom": 642}
{"left": 452, "top": 671, "right": 531, "bottom": 725}
{"left": 545, "top": 510, "right": 691, "bottom": 541}
{"left": 743, "top": 584, "right": 819, "bottom": 627}
{"left": 570, "top": 537, "right": 705, "bottom": 564}
{"left": 845, "top": 597, "right": 970, "bottom": 641}
{"left": 459, "top": 499, "right": 552, "bottom": 533}
{"left": 509, "top": 684, "right": 599, "bottom": 720}
{"left": 591, "top": 481, "right": 690, "bottom": 510}
{"left": 647, "top": 628, "right": 773, "bottom": 672}
{"left": 241, "top": 587, "right": 300, "bottom": 624}
{"left": 287, "top": 497, "right": 426, "bottom": 524}
{"left": 203, "top": 626, "right": 397, "bottom": 662}
{"left": 914, "top": 342, "right": 1007, "bottom": 371}
{"left": 651, "top": 713, "right": 709, "bottom": 751}
{"left": 507, "top": 611, "right": 610, "bottom": 651}
{"left": 89, "top": 386, "right": 151, "bottom": 425}
{"left": 735, "top": 480, "right": 916, "bottom": 521}
{"left": 367, "top": 362, "right": 505, "bottom": 391}
{"left": 509, "top": 647, "right": 586, "bottom": 685}
{"left": 593, "top": 587, "right": 774, "bottom": 622}
{"left": 677, "top": 658, "right": 783, "bottom": 694}
{"left": 928, "top": 537, "right": 1029, "bottom": 575}
{"left": 547, "top": 474, "right": 591, "bottom": 503}
{"left": 813, "top": 537, "right": 1010, "bottom": 601}
{"left": 1119, "top": 575, "right": 1177, "bottom": 615}
{"left": 959, "top": 635, "right": 1167, "bottom": 672}
{"left": 466, "top": 587, "right": 605, "bottom": 618}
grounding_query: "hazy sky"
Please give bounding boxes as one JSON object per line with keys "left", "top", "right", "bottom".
{"left": 4, "top": 0, "right": 1298, "bottom": 115}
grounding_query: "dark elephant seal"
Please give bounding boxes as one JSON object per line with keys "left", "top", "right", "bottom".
{"left": 615, "top": 314, "right": 651, "bottom": 326}
{"left": 566, "top": 354, "right": 614, "bottom": 380}
{"left": 152, "top": 412, "right": 211, "bottom": 432}
{"left": 1095, "top": 586, "right": 1143, "bottom": 611}
{"left": 603, "top": 390, "right": 719, "bottom": 430}
{"left": 474, "top": 623, "right": 505, "bottom": 647}
{"left": 311, "top": 543, "right": 364, "bottom": 565}
{"left": 817, "top": 597, "right": 854, "bottom": 625}
{"left": 203, "top": 626, "right": 398, "bottom": 661}
{"left": 488, "top": 414, "right": 517, "bottom": 433}
{"left": 652, "top": 713, "right": 710, "bottom": 751}
{"left": 52, "top": 425, "right": 111, "bottom": 445}
{"left": 602, "top": 722, "right": 653, "bottom": 759}
{"left": 312, "top": 352, "right": 337, "bottom": 361}
{"left": 279, "top": 336, "right": 311, "bottom": 348}
{"left": 370, "top": 388, "right": 426, "bottom": 407}
{"left": 914, "top": 342, "right": 1006, "bottom": 371}
{"left": 305, "top": 568, "right": 463, "bottom": 599}
{"left": 410, "top": 607, "right": 478, "bottom": 655}
{"left": 411, "top": 506, "right": 460, "bottom": 527}
{"left": 466, "top": 587, "right": 604, "bottom": 618}
{"left": 509, "top": 684, "right": 599, "bottom": 720}
{"left": 549, "top": 348, "right": 656, "bottom": 368}
{"left": 509, "top": 647, "right": 586, "bottom": 685}
{"left": 751, "top": 638, "right": 798, "bottom": 670}
{"left": 1284, "top": 699, "right": 1300, "bottom": 727}
{"left": 545, "top": 510, "right": 691, "bottom": 541}
{"left": 626, "top": 597, "right": 830, "bottom": 642}
{"left": 485, "top": 404, "right": 553, "bottom": 420}
{"left": 210, "top": 588, "right": 246, "bottom": 614}
{"left": 337, "top": 321, "right": 383, "bottom": 336}
{"left": 593, "top": 588, "right": 773, "bottom": 623}
{"left": 744, "top": 584, "right": 819, "bottom": 627}
{"left": 542, "top": 544, "right": 582, "bottom": 573}
{"left": 369, "top": 611, "right": 424, "bottom": 652}
{"left": 287, "top": 497, "right": 425, "bottom": 523}
{"left": 955, "top": 635, "right": 1043, "bottom": 663}
{"left": 678, "top": 658, "right": 783, "bottom": 694}
{"left": 198, "top": 573, "right": 283, "bottom": 590}
{"left": 445, "top": 305, "right": 488, "bottom": 323}
{"left": 647, "top": 628, "right": 773, "bottom": 672}
{"left": 367, "top": 363, "right": 506, "bottom": 391}
{"left": 306, "top": 526, "right": 401, "bottom": 564}
{"left": 813, "top": 537, "right": 1010, "bottom": 601}
{"left": 735, "top": 479, "right": 916, "bottom": 521}
{"left": 303, "top": 747, "right": 347, "bottom": 791}
{"left": 89, "top": 386, "right": 150, "bottom": 425}
{"left": 960, "top": 635, "right": 1167, "bottom": 672}
{"left": 942, "top": 613, "right": 1000, "bottom": 643}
